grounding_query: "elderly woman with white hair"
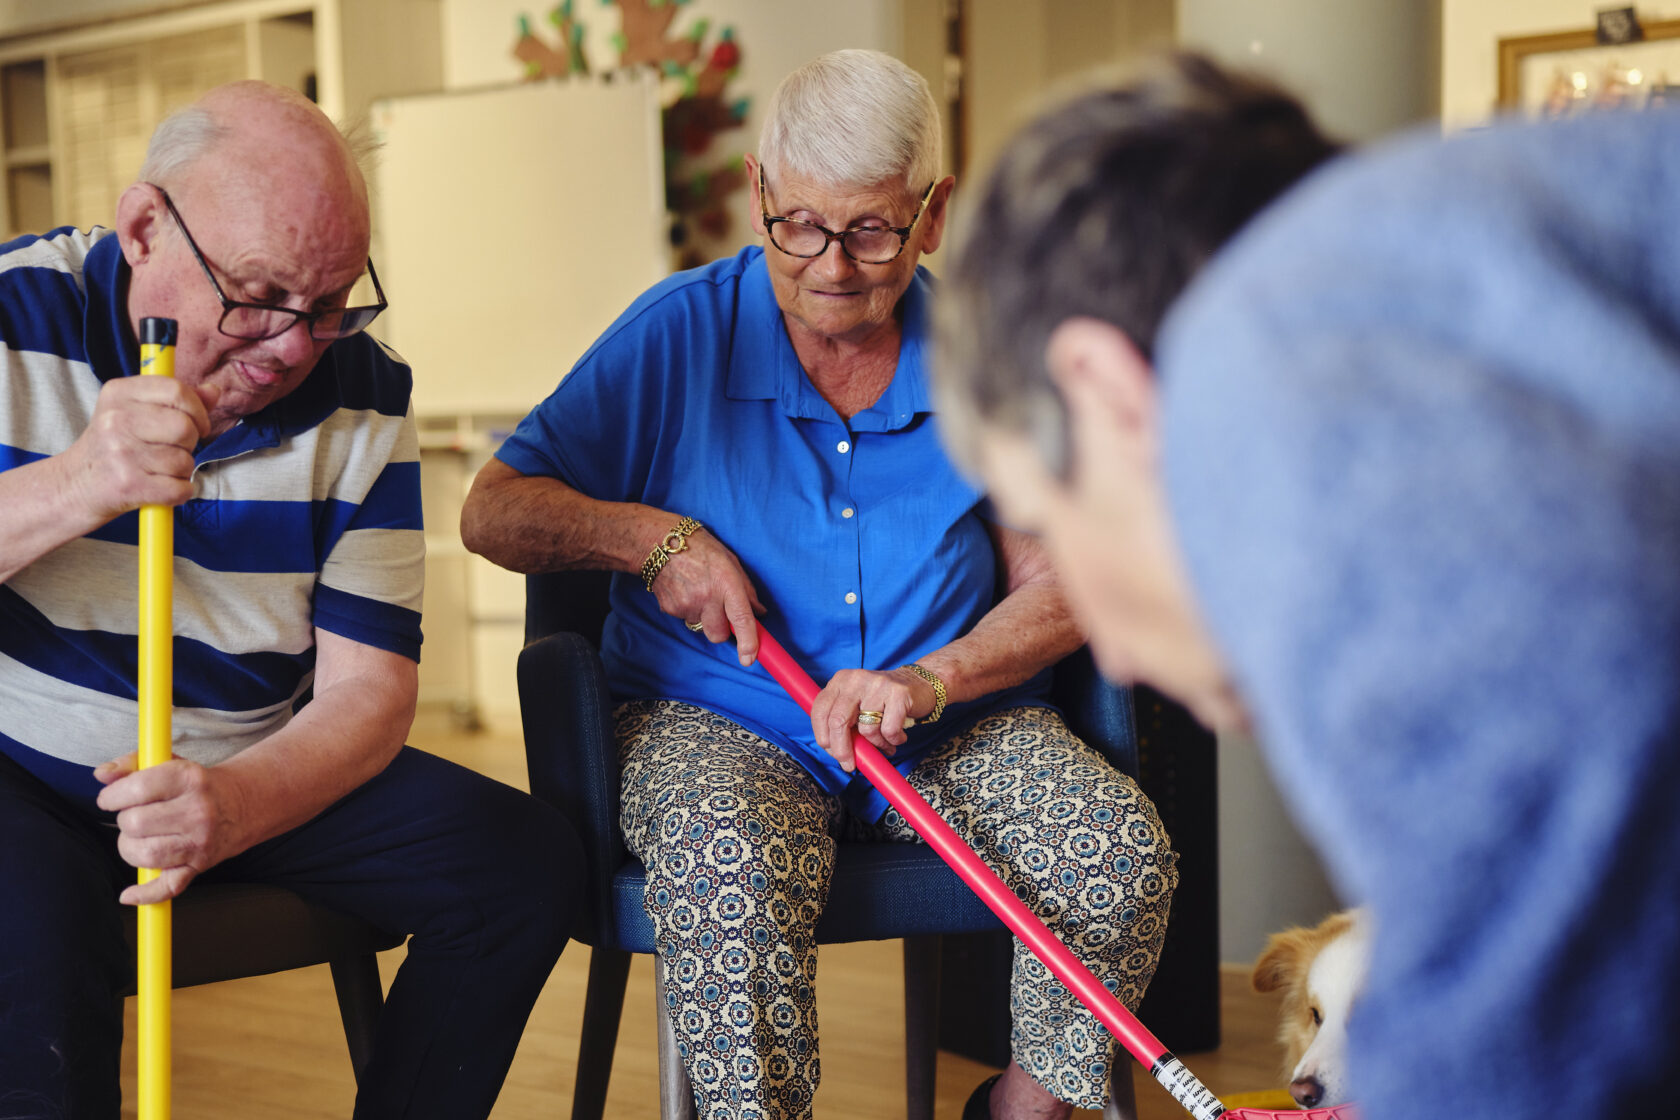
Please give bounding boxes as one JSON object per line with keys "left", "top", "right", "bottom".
{"left": 461, "top": 49, "right": 1175, "bottom": 1120}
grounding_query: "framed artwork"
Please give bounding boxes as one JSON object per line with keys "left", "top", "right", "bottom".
{"left": 1498, "top": 16, "right": 1680, "bottom": 116}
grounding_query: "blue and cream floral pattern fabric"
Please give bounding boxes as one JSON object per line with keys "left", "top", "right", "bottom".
{"left": 617, "top": 699, "right": 1178, "bottom": 1119}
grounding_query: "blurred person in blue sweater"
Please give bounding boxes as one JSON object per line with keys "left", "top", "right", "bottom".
{"left": 934, "top": 51, "right": 1680, "bottom": 1120}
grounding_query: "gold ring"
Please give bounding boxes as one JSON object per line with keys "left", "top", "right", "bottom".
{"left": 856, "top": 710, "right": 884, "bottom": 725}
{"left": 685, "top": 620, "right": 706, "bottom": 632}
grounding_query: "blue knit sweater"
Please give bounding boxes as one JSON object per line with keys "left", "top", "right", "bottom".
{"left": 1158, "top": 108, "right": 1680, "bottom": 1119}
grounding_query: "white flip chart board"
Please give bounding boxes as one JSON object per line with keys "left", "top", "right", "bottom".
{"left": 371, "top": 75, "right": 668, "bottom": 418}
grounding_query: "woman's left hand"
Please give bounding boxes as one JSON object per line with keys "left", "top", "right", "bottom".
{"left": 809, "top": 667, "right": 935, "bottom": 772}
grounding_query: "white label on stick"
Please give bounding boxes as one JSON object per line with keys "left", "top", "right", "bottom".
{"left": 1150, "top": 1055, "right": 1225, "bottom": 1120}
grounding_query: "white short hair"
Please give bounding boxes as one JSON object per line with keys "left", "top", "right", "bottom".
{"left": 139, "top": 98, "right": 380, "bottom": 188}
{"left": 758, "top": 49, "right": 941, "bottom": 193}
{"left": 138, "top": 104, "right": 228, "bottom": 186}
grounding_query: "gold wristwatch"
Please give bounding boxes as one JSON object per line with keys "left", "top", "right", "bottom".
{"left": 901, "top": 662, "right": 947, "bottom": 723}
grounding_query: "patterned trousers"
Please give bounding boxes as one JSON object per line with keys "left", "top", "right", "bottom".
{"left": 616, "top": 700, "right": 1178, "bottom": 1120}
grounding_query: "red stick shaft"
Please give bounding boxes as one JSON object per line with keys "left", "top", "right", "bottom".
{"left": 748, "top": 625, "right": 1356, "bottom": 1120}
{"left": 752, "top": 628, "right": 1169, "bottom": 1069}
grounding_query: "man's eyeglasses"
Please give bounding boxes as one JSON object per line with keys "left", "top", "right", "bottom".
{"left": 151, "top": 185, "right": 387, "bottom": 342}
{"left": 758, "top": 166, "right": 936, "bottom": 265}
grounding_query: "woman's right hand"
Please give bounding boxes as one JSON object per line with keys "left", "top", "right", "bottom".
{"left": 652, "top": 525, "right": 765, "bottom": 666}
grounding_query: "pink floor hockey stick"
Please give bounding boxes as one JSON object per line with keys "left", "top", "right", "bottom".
{"left": 750, "top": 624, "right": 1355, "bottom": 1120}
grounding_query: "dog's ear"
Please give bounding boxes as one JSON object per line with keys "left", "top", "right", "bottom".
{"left": 1251, "top": 932, "right": 1303, "bottom": 994}
{"left": 1320, "top": 909, "right": 1358, "bottom": 942}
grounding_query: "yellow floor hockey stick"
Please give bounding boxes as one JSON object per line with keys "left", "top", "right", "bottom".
{"left": 137, "top": 316, "right": 177, "bottom": 1120}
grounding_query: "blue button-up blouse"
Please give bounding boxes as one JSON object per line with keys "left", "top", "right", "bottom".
{"left": 495, "top": 246, "right": 1050, "bottom": 819}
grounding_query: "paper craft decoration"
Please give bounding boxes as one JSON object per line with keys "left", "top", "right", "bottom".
{"left": 612, "top": 0, "right": 702, "bottom": 71}
{"left": 512, "top": 3, "right": 588, "bottom": 80}
{"left": 508, "top": 0, "right": 752, "bottom": 267}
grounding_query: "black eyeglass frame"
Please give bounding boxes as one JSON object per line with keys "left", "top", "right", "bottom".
{"left": 150, "top": 184, "right": 388, "bottom": 342}
{"left": 757, "top": 165, "right": 938, "bottom": 265}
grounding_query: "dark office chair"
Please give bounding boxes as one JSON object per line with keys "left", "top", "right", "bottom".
{"left": 518, "top": 569, "right": 1148, "bottom": 1120}
{"left": 118, "top": 882, "right": 402, "bottom": 1080}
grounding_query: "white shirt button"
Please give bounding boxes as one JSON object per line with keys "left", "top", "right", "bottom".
{"left": 844, "top": 592, "right": 857, "bottom": 605}
{"left": 837, "top": 440, "right": 851, "bottom": 454}
{"left": 841, "top": 507, "right": 855, "bottom": 519}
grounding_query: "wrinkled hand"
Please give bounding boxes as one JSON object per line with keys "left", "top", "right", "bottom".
{"left": 809, "top": 667, "right": 935, "bottom": 773}
{"left": 654, "top": 526, "right": 766, "bottom": 665}
{"left": 61, "top": 376, "right": 217, "bottom": 528}
{"left": 94, "top": 752, "right": 250, "bottom": 905}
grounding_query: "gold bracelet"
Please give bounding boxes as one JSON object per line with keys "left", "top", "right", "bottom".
{"left": 641, "top": 516, "right": 703, "bottom": 591}
{"left": 901, "top": 662, "right": 947, "bottom": 723}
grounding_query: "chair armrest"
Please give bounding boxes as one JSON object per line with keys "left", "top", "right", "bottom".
{"left": 517, "top": 630, "right": 623, "bottom": 946}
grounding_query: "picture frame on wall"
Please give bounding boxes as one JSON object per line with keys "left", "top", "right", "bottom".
{"left": 1498, "top": 17, "right": 1680, "bottom": 117}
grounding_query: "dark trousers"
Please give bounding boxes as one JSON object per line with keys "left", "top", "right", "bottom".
{"left": 0, "top": 746, "right": 583, "bottom": 1119}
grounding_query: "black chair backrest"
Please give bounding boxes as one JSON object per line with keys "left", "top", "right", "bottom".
{"left": 526, "top": 570, "right": 613, "bottom": 648}
{"left": 1051, "top": 647, "right": 1138, "bottom": 777}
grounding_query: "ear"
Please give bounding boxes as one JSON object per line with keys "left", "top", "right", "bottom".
{"left": 1044, "top": 317, "right": 1160, "bottom": 461}
{"left": 115, "top": 182, "right": 167, "bottom": 268}
{"left": 1251, "top": 932, "right": 1303, "bottom": 994}
{"left": 913, "top": 174, "right": 957, "bottom": 255}
{"left": 744, "top": 154, "right": 766, "bottom": 238}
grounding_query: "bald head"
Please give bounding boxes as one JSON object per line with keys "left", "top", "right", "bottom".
{"left": 140, "top": 81, "right": 367, "bottom": 226}
{"left": 116, "top": 81, "right": 379, "bottom": 435}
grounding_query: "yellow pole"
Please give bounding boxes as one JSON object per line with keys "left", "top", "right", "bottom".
{"left": 136, "top": 316, "right": 177, "bottom": 1120}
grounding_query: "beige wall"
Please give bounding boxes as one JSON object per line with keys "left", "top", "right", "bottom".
{"left": 1173, "top": 0, "right": 1444, "bottom": 963}
{"left": 1179, "top": 0, "right": 1439, "bottom": 142}
{"left": 334, "top": 0, "right": 441, "bottom": 122}
{"left": 962, "top": 0, "right": 1173, "bottom": 179}
{"left": 1442, "top": 0, "right": 1680, "bottom": 130}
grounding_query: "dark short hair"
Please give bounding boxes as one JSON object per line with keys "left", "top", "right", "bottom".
{"left": 935, "top": 51, "right": 1342, "bottom": 475}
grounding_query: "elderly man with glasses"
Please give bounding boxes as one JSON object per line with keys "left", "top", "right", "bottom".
{"left": 0, "top": 80, "right": 582, "bottom": 1118}
{"left": 461, "top": 49, "right": 1175, "bottom": 1120}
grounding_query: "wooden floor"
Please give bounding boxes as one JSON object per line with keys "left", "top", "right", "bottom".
{"left": 118, "top": 710, "right": 1290, "bottom": 1119}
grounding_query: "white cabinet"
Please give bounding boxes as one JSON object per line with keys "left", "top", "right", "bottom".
{"left": 0, "top": 0, "right": 443, "bottom": 238}
{"left": 414, "top": 415, "right": 528, "bottom": 727}
{"left": 1, "top": 58, "right": 52, "bottom": 234}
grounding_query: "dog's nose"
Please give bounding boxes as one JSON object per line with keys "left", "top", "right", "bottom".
{"left": 1290, "top": 1077, "right": 1325, "bottom": 1108}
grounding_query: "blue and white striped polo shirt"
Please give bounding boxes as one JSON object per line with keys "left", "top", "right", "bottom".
{"left": 0, "top": 227, "right": 424, "bottom": 799}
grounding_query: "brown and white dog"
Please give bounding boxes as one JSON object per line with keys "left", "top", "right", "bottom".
{"left": 1250, "top": 908, "right": 1369, "bottom": 1110}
